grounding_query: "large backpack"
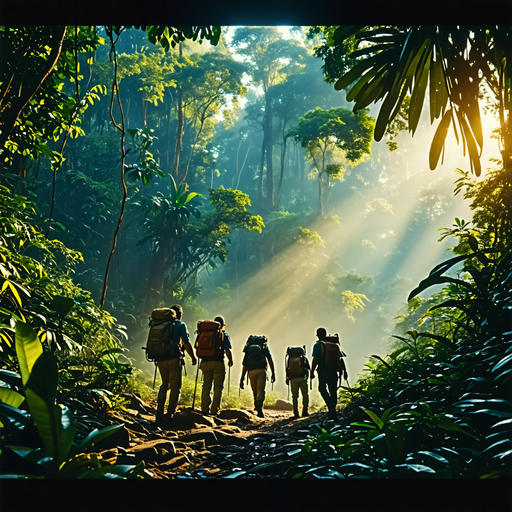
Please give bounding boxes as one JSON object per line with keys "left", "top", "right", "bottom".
{"left": 194, "top": 320, "right": 224, "bottom": 359}
{"left": 286, "top": 346, "right": 309, "bottom": 379}
{"left": 242, "top": 335, "right": 268, "bottom": 370}
{"left": 320, "top": 334, "right": 346, "bottom": 370}
{"left": 144, "top": 308, "right": 179, "bottom": 362}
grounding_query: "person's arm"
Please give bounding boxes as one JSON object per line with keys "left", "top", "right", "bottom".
{"left": 240, "top": 365, "right": 248, "bottom": 389}
{"left": 184, "top": 342, "right": 197, "bottom": 365}
{"left": 224, "top": 333, "right": 233, "bottom": 366}
{"left": 340, "top": 357, "right": 348, "bottom": 380}
{"left": 225, "top": 348, "right": 233, "bottom": 367}
{"left": 310, "top": 356, "right": 318, "bottom": 379}
{"left": 268, "top": 358, "right": 276, "bottom": 383}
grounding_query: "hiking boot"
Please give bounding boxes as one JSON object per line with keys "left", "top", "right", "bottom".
{"left": 256, "top": 406, "right": 265, "bottom": 418}
{"left": 293, "top": 410, "right": 300, "bottom": 419}
{"left": 155, "top": 414, "right": 165, "bottom": 424}
{"left": 302, "top": 411, "right": 309, "bottom": 417}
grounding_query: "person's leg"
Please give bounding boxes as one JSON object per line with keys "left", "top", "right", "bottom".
{"left": 167, "top": 358, "right": 182, "bottom": 415}
{"left": 255, "top": 369, "right": 266, "bottom": 417}
{"left": 211, "top": 361, "right": 226, "bottom": 415}
{"left": 299, "top": 378, "right": 309, "bottom": 416}
{"left": 248, "top": 370, "right": 258, "bottom": 408}
{"left": 156, "top": 360, "right": 170, "bottom": 421}
{"left": 290, "top": 378, "right": 300, "bottom": 417}
{"left": 200, "top": 360, "right": 213, "bottom": 414}
{"left": 317, "top": 373, "right": 330, "bottom": 411}
{"left": 327, "top": 374, "right": 338, "bottom": 419}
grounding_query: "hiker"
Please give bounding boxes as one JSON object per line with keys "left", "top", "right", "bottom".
{"left": 199, "top": 316, "right": 234, "bottom": 416}
{"left": 285, "top": 346, "right": 310, "bottom": 419}
{"left": 310, "top": 327, "right": 348, "bottom": 421}
{"left": 156, "top": 304, "right": 197, "bottom": 422}
{"left": 239, "top": 335, "right": 276, "bottom": 418}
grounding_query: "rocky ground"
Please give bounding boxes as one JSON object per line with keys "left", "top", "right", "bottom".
{"left": 95, "top": 393, "right": 336, "bottom": 479}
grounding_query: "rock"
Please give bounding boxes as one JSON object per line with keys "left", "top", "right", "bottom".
{"left": 217, "top": 409, "right": 255, "bottom": 421}
{"left": 158, "top": 454, "right": 190, "bottom": 469}
{"left": 126, "top": 439, "right": 176, "bottom": 463}
{"left": 121, "top": 393, "right": 150, "bottom": 414}
{"left": 170, "top": 410, "right": 216, "bottom": 430}
{"left": 95, "top": 425, "right": 130, "bottom": 450}
{"left": 126, "top": 408, "right": 139, "bottom": 417}
{"left": 124, "top": 421, "right": 149, "bottom": 434}
{"left": 186, "top": 439, "right": 206, "bottom": 450}
{"left": 179, "top": 429, "right": 219, "bottom": 447}
{"left": 98, "top": 448, "right": 118, "bottom": 465}
{"left": 273, "top": 399, "right": 294, "bottom": 411}
{"left": 116, "top": 447, "right": 138, "bottom": 464}
{"left": 219, "top": 425, "right": 242, "bottom": 434}
{"left": 213, "top": 430, "right": 247, "bottom": 447}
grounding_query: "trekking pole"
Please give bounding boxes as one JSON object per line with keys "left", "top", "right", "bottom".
{"left": 152, "top": 363, "right": 157, "bottom": 390}
{"left": 287, "top": 383, "right": 289, "bottom": 401}
{"left": 345, "top": 377, "right": 354, "bottom": 399}
{"left": 228, "top": 366, "right": 231, "bottom": 396}
{"left": 192, "top": 360, "right": 200, "bottom": 411}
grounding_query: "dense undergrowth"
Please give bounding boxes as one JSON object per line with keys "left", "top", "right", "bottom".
{"left": 255, "top": 248, "right": 512, "bottom": 478}
{"left": 0, "top": 186, "right": 152, "bottom": 478}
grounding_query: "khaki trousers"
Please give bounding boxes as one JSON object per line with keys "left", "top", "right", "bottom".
{"left": 248, "top": 368, "right": 267, "bottom": 408}
{"left": 290, "top": 377, "right": 309, "bottom": 414}
{"left": 200, "top": 360, "right": 226, "bottom": 415}
{"left": 157, "top": 358, "right": 182, "bottom": 415}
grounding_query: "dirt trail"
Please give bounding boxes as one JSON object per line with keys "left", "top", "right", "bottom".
{"left": 100, "top": 394, "right": 333, "bottom": 479}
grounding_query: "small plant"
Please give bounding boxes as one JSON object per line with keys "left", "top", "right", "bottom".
{"left": 0, "top": 322, "right": 152, "bottom": 478}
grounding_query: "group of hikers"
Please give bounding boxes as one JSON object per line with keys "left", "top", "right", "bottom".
{"left": 144, "top": 304, "right": 348, "bottom": 423}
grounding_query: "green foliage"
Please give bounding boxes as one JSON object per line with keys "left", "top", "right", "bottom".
{"left": 249, "top": 248, "right": 512, "bottom": 478}
{"left": 326, "top": 26, "right": 511, "bottom": 176}
{"left": 0, "top": 323, "right": 151, "bottom": 478}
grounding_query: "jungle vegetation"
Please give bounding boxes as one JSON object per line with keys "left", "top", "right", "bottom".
{"left": 0, "top": 24, "right": 510, "bottom": 479}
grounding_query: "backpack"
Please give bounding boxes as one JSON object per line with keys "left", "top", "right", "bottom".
{"left": 286, "top": 346, "right": 309, "bottom": 379}
{"left": 242, "top": 335, "right": 268, "bottom": 370}
{"left": 194, "top": 320, "right": 224, "bottom": 359}
{"left": 144, "top": 308, "right": 179, "bottom": 362}
{"left": 320, "top": 334, "right": 346, "bottom": 370}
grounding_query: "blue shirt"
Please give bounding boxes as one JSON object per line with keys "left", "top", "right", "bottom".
{"left": 312, "top": 341, "right": 323, "bottom": 358}
{"left": 224, "top": 332, "right": 233, "bottom": 350}
{"left": 171, "top": 320, "right": 190, "bottom": 345}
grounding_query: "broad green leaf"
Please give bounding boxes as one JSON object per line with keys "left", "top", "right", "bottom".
{"left": 492, "top": 353, "right": 512, "bottom": 373}
{"left": 184, "top": 192, "right": 202, "bottom": 205}
{"left": 417, "top": 451, "right": 450, "bottom": 464}
{"left": 0, "top": 387, "right": 24, "bottom": 409}
{"left": 48, "top": 296, "right": 74, "bottom": 318}
{"left": 25, "top": 389, "right": 57, "bottom": 460}
{"left": 15, "top": 322, "right": 43, "bottom": 386}
{"left": 458, "top": 110, "right": 481, "bottom": 176}
{"left": 397, "top": 463, "right": 435, "bottom": 473}
{"left": 78, "top": 424, "right": 124, "bottom": 451}
{"left": 25, "top": 352, "right": 58, "bottom": 407}
{"left": 429, "top": 108, "right": 452, "bottom": 170}
{"left": 0, "top": 403, "right": 30, "bottom": 428}
{"left": 409, "top": 45, "right": 432, "bottom": 134}
{"left": 364, "top": 409, "right": 384, "bottom": 430}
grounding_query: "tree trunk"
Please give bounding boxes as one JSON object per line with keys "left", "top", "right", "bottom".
{"left": 259, "top": 127, "right": 266, "bottom": 210}
{"left": 171, "top": 44, "right": 184, "bottom": 183}
{"left": 0, "top": 26, "right": 67, "bottom": 157}
{"left": 143, "top": 242, "right": 171, "bottom": 314}
{"left": 265, "top": 93, "right": 274, "bottom": 212}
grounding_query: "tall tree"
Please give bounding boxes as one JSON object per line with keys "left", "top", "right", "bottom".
{"left": 231, "top": 27, "right": 306, "bottom": 212}
{"left": 286, "top": 107, "right": 375, "bottom": 217}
